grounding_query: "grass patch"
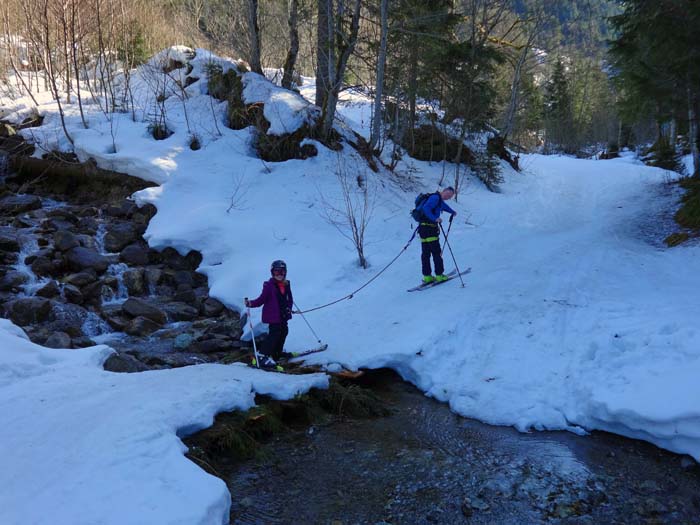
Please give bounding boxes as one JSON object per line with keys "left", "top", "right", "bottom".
{"left": 183, "top": 376, "right": 390, "bottom": 475}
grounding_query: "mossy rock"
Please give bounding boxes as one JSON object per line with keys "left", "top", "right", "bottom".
{"left": 402, "top": 124, "right": 474, "bottom": 164}
{"left": 207, "top": 66, "right": 243, "bottom": 104}
{"left": 256, "top": 124, "right": 320, "bottom": 162}
{"left": 675, "top": 177, "right": 700, "bottom": 229}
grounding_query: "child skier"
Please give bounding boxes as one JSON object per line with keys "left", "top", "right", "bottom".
{"left": 245, "top": 260, "right": 294, "bottom": 370}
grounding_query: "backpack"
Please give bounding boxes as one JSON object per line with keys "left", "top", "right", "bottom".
{"left": 410, "top": 192, "right": 440, "bottom": 222}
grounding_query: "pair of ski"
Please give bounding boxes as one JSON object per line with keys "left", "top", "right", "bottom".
{"left": 407, "top": 267, "right": 472, "bottom": 292}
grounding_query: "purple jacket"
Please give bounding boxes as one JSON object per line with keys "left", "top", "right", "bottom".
{"left": 248, "top": 278, "right": 293, "bottom": 324}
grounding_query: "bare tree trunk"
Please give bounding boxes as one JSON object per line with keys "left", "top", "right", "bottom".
{"left": 320, "top": 0, "right": 361, "bottom": 139}
{"left": 281, "top": 0, "right": 299, "bottom": 89}
{"left": 689, "top": 86, "right": 700, "bottom": 177}
{"left": 246, "top": 0, "right": 262, "bottom": 74}
{"left": 70, "top": 0, "right": 88, "bottom": 128}
{"left": 501, "top": 46, "right": 528, "bottom": 139}
{"left": 369, "top": 0, "right": 388, "bottom": 151}
{"left": 315, "top": 0, "right": 334, "bottom": 108}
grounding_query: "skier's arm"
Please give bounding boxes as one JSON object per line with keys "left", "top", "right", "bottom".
{"left": 441, "top": 201, "right": 456, "bottom": 215}
{"left": 288, "top": 283, "right": 294, "bottom": 315}
{"left": 247, "top": 282, "right": 269, "bottom": 308}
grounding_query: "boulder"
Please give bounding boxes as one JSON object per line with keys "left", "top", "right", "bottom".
{"left": 104, "top": 200, "right": 137, "bottom": 219}
{"left": 121, "top": 297, "right": 166, "bottom": 324}
{"left": 173, "top": 333, "right": 194, "bottom": 350}
{"left": 0, "top": 227, "right": 20, "bottom": 252}
{"left": 63, "top": 283, "right": 84, "bottom": 304}
{"left": 65, "top": 246, "right": 109, "bottom": 273}
{"left": 44, "top": 331, "right": 72, "bottom": 349}
{"left": 159, "top": 247, "right": 202, "bottom": 271}
{"left": 0, "top": 194, "right": 42, "bottom": 215}
{"left": 0, "top": 271, "right": 28, "bottom": 292}
{"left": 119, "top": 242, "right": 149, "bottom": 266}
{"left": 30, "top": 256, "right": 58, "bottom": 277}
{"left": 47, "top": 302, "right": 88, "bottom": 337}
{"left": 193, "top": 338, "right": 234, "bottom": 353}
{"left": 53, "top": 230, "right": 80, "bottom": 252}
{"left": 173, "top": 270, "right": 194, "bottom": 287}
{"left": 64, "top": 270, "right": 97, "bottom": 287}
{"left": 71, "top": 336, "right": 96, "bottom": 348}
{"left": 144, "top": 267, "right": 163, "bottom": 289}
{"left": 104, "top": 223, "right": 138, "bottom": 253}
{"left": 163, "top": 302, "right": 199, "bottom": 322}
{"left": 206, "top": 318, "right": 242, "bottom": 340}
{"left": 36, "top": 280, "right": 60, "bottom": 298}
{"left": 173, "top": 284, "right": 196, "bottom": 304}
{"left": 103, "top": 352, "right": 150, "bottom": 373}
{"left": 5, "top": 297, "right": 52, "bottom": 326}
{"left": 125, "top": 316, "right": 161, "bottom": 336}
{"left": 202, "top": 297, "right": 225, "bottom": 317}
{"left": 132, "top": 203, "right": 157, "bottom": 225}
{"left": 123, "top": 268, "right": 146, "bottom": 295}
{"left": 101, "top": 305, "right": 130, "bottom": 331}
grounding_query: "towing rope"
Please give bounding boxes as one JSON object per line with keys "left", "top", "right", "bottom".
{"left": 295, "top": 226, "right": 419, "bottom": 314}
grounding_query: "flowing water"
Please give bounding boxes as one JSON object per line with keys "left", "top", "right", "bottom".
{"left": 228, "top": 370, "right": 700, "bottom": 525}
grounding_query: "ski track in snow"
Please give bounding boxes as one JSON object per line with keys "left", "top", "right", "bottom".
{"left": 1, "top": 47, "right": 699, "bottom": 524}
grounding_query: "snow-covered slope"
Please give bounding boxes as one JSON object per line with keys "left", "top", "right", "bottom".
{"left": 2, "top": 46, "right": 700, "bottom": 524}
{"left": 0, "top": 319, "right": 326, "bottom": 525}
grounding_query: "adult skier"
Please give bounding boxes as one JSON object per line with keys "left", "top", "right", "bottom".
{"left": 416, "top": 187, "right": 457, "bottom": 283}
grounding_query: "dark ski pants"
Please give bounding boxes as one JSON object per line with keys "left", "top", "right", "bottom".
{"left": 263, "top": 323, "right": 288, "bottom": 360}
{"left": 419, "top": 223, "right": 444, "bottom": 276}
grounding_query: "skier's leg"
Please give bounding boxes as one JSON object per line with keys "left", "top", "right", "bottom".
{"left": 263, "top": 323, "right": 282, "bottom": 359}
{"left": 431, "top": 240, "right": 445, "bottom": 275}
{"left": 275, "top": 324, "right": 289, "bottom": 359}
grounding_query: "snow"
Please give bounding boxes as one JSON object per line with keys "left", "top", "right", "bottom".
{"left": 2, "top": 46, "right": 700, "bottom": 522}
{"left": 0, "top": 319, "right": 327, "bottom": 525}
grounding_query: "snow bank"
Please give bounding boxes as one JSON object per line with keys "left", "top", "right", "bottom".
{"left": 0, "top": 319, "right": 327, "bottom": 525}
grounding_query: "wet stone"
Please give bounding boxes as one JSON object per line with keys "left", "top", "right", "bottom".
{"left": 0, "top": 271, "right": 28, "bottom": 292}
{"left": 103, "top": 352, "right": 150, "bottom": 373}
{"left": 65, "top": 246, "right": 109, "bottom": 273}
{"left": 36, "top": 280, "right": 60, "bottom": 298}
{"left": 174, "top": 333, "right": 194, "bottom": 350}
{"left": 63, "top": 283, "right": 84, "bottom": 304}
{"left": 123, "top": 268, "right": 146, "bottom": 295}
{"left": 163, "top": 302, "right": 199, "bottom": 322}
{"left": 0, "top": 227, "right": 20, "bottom": 252}
{"left": 202, "top": 297, "right": 225, "bottom": 317}
{"left": 53, "top": 230, "right": 80, "bottom": 251}
{"left": 121, "top": 297, "right": 167, "bottom": 324}
{"left": 0, "top": 194, "right": 42, "bottom": 215}
{"left": 30, "top": 256, "right": 58, "bottom": 277}
{"left": 104, "top": 223, "right": 138, "bottom": 253}
{"left": 72, "top": 336, "right": 96, "bottom": 348}
{"left": 64, "top": 270, "right": 97, "bottom": 287}
{"left": 125, "top": 316, "right": 161, "bottom": 336}
{"left": 119, "top": 242, "right": 149, "bottom": 266}
{"left": 44, "top": 331, "right": 71, "bottom": 349}
{"left": 5, "top": 297, "right": 52, "bottom": 326}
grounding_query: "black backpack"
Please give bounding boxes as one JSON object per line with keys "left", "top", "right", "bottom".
{"left": 410, "top": 192, "right": 440, "bottom": 222}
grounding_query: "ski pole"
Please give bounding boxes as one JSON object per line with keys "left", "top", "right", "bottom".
{"left": 244, "top": 300, "right": 261, "bottom": 368}
{"left": 293, "top": 301, "right": 323, "bottom": 345}
{"left": 439, "top": 222, "right": 466, "bottom": 288}
{"left": 441, "top": 213, "right": 454, "bottom": 256}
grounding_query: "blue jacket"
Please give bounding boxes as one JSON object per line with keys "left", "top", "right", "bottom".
{"left": 421, "top": 194, "right": 455, "bottom": 222}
